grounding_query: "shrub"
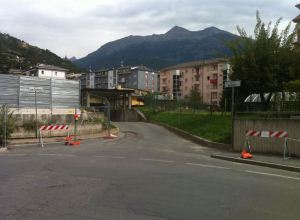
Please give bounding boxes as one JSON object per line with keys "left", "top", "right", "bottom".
{"left": 0, "top": 107, "right": 16, "bottom": 146}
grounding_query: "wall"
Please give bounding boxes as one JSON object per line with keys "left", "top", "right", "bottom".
{"left": 234, "top": 118, "right": 300, "bottom": 156}
{"left": 11, "top": 112, "right": 105, "bottom": 138}
{"left": 0, "top": 74, "right": 79, "bottom": 110}
{"left": 38, "top": 69, "right": 66, "bottom": 79}
{"left": 111, "top": 109, "right": 143, "bottom": 122}
{"left": 12, "top": 124, "right": 103, "bottom": 139}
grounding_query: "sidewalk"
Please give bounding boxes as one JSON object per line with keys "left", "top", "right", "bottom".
{"left": 7, "top": 128, "right": 120, "bottom": 149}
{"left": 211, "top": 151, "right": 300, "bottom": 173}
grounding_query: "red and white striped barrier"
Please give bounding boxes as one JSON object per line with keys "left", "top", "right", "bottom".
{"left": 39, "top": 125, "right": 69, "bottom": 147}
{"left": 246, "top": 130, "right": 261, "bottom": 137}
{"left": 245, "top": 130, "right": 290, "bottom": 159}
{"left": 246, "top": 130, "right": 288, "bottom": 138}
{"left": 40, "top": 125, "right": 69, "bottom": 131}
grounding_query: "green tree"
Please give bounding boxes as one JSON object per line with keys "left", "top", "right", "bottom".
{"left": 228, "top": 11, "right": 300, "bottom": 110}
{"left": 188, "top": 85, "right": 202, "bottom": 111}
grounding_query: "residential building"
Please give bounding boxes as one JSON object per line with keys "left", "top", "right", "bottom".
{"left": 95, "top": 69, "right": 118, "bottom": 89}
{"left": 80, "top": 65, "right": 159, "bottom": 92}
{"left": 159, "top": 58, "right": 228, "bottom": 106}
{"left": 80, "top": 72, "right": 95, "bottom": 89}
{"left": 24, "top": 64, "right": 67, "bottom": 79}
{"left": 118, "top": 65, "right": 159, "bottom": 92}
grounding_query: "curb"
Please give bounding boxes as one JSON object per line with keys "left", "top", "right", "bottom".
{"left": 151, "top": 121, "right": 230, "bottom": 150}
{"left": 0, "top": 147, "right": 7, "bottom": 152}
{"left": 211, "top": 154, "right": 300, "bottom": 173}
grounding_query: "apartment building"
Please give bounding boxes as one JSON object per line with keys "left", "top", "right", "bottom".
{"left": 80, "top": 72, "right": 95, "bottom": 89}
{"left": 94, "top": 69, "right": 118, "bottom": 89}
{"left": 80, "top": 65, "right": 159, "bottom": 92}
{"left": 117, "top": 65, "right": 159, "bottom": 92}
{"left": 159, "top": 58, "right": 228, "bottom": 105}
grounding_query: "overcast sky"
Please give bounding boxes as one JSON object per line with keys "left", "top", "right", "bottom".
{"left": 0, "top": 0, "right": 299, "bottom": 58}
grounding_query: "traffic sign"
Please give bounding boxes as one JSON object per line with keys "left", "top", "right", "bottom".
{"left": 225, "top": 80, "right": 241, "bottom": 88}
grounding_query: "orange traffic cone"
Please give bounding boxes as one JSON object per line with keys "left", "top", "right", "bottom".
{"left": 65, "top": 136, "right": 73, "bottom": 145}
{"left": 241, "top": 149, "right": 253, "bottom": 159}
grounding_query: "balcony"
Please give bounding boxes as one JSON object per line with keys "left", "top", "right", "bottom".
{"left": 210, "top": 79, "right": 218, "bottom": 84}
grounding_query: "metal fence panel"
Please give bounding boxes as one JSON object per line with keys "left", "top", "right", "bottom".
{"left": 0, "top": 74, "right": 79, "bottom": 109}
{"left": 0, "top": 74, "right": 18, "bottom": 106}
{"left": 19, "top": 76, "right": 51, "bottom": 108}
{"left": 51, "top": 79, "right": 79, "bottom": 109}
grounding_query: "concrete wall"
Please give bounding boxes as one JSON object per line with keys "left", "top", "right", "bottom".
{"left": 12, "top": 124, "right": 103, "bottom": 139}
{"left": 111, "top": 109, "right": 144, "bottom": 122}
{"left": 13, "top": 112, "right": 104, "bottom": 127}
{"left": 234, "top": 118, "right": 300, "bottom": 156}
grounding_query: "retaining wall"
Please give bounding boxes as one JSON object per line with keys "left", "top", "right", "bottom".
{"left": 234, "top": 118, "right": 300, "bottom": 156}
{"left": 12, "top": 124, "right": 103, "bottom": 139}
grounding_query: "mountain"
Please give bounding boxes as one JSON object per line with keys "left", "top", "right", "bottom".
{"left": 0, "top": 33, "right": 83, "bottom": 73}
{"left": 74, "top": 26, "right": 238, "bottom": 70}
{"left": 68, "top": 56, "right": 77, "bottom": 62}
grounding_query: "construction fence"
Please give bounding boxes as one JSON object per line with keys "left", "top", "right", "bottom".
{"left": 0, "top": 74, "right": 80, "bottom": 110}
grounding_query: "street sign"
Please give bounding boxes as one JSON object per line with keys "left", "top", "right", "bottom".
{"left": 225, "top": 80, "right": 241, "bottom": 88}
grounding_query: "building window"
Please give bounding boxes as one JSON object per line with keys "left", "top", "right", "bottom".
{"left": 212, "top": 92, "right": 218, "bottom": 99}
{"left": 213, "top": 84, "right": 218, "bottom": 89}
{"left": 55, "top": 72, "right": 57, "bottom": 76}
{"left": 185, "top": 78, "right": 188, "bottom": 82}
{"left": 207, "top": 76, "right": 210, "bottom": 80}
{"left": 41, "top": 70, "right": 44, "bottom": 74}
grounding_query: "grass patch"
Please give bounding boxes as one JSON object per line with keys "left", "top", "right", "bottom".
{"left": 138, "top": 108, "right": 231, "bottom": 144}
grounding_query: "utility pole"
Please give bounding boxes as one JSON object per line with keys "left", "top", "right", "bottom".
{"left": 231, "top": 87, "right": 235, "bottom": 149}
{"left": 224, "top": 80, "right": 241, "bottom": 150}
{"left": 35, "top": 90, "right": 38, "bottom": 138}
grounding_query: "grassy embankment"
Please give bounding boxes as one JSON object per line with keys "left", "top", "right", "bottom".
{"left": 138, "top": 107, "right": 231, "bottom": 144}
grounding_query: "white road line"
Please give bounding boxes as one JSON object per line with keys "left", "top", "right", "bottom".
{"left": 245, "top": 170, "right": 300, "bottom": 181}
{"left": 0, "top": 153, "right": 27, "bottom": 156}
{"left": 95, "top": 156, "right": 126, "bottom": 159}
{"left": 38, "top": 153, "right": 58, "bottom": 156}
{"left": 140, "top": 158, "right": 174, "bottom": 163}
{"left": 59, "top": 154, "right": 75, "bottom": 157}
{"left": 185, "top": 162, "right": 231, "bottom": 170}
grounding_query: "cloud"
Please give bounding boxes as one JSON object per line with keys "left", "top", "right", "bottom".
{"left": 0, "top": 0, "right": 298, "bottom": 58}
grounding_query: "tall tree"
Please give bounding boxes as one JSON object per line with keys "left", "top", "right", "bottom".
{"left": 228, "top": 11, "right": 300, "bottom": 110}
{"left": 188, "top": 85, "right": 202, "bottom": 111}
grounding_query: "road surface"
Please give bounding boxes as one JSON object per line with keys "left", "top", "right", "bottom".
{"left": 0, "top": 122, "right": 300, "bottom": 219}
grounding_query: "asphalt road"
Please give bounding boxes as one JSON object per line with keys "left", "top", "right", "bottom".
{"left": 1, "top": 122, "right": 300, "bottom": 220}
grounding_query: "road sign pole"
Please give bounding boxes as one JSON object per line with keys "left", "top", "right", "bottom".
{"left": 231, "top": 87, "right": 235, "bottom": 150}
{"left": 225, "top": 80, "right": 241, "bottom": 150}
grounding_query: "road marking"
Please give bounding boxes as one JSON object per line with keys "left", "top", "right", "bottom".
{"left": 245, "top": 170, "right": 300, "bottom": 181}
{"left": 184, "top": 162, "right": 231, "bottom": 170}
{"left": 140, "top": 158, "right": 174, "bottom": 163}
{"left": 95, "top": 156, "right": 126, "bottom": 159}
{"left": 38, "top": 153, "right": 58, "bottom": 156}
{"left": 59, "top": 154, "right": 75, "bottom": 157}
{"left": 0, "top": 153, "right": 27, "bottom": 156}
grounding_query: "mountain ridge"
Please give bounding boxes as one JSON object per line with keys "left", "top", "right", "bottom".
{"left": 0, "top": 32, "right": 83, "bottom": 73}
{"left": 74, "top": 25, "right": 237, "bottom": 70}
